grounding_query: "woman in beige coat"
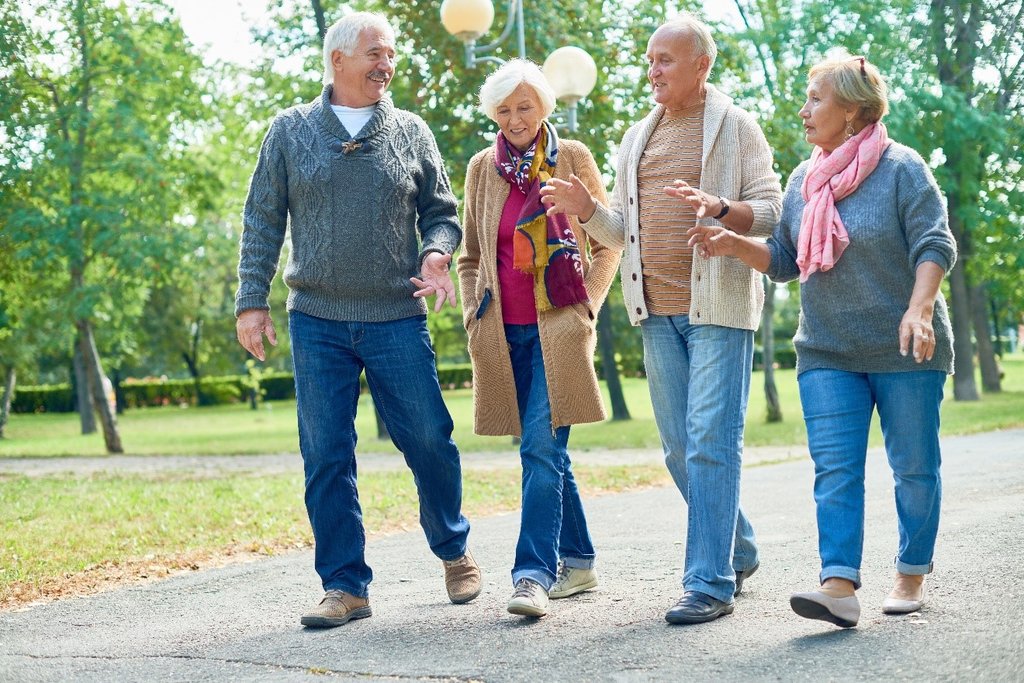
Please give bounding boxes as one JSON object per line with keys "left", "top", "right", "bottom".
{"left": 457, "top": 60, "right": 619, "bottom": 618}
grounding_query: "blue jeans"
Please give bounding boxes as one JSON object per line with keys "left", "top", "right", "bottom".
{"left": 288, "top": 311, "right": 471, "bottom": 598}
{"left": 798, "top": 368, "right": 945, "bottom": 588}
{"left": 640, "top": 315, "right": 759, "bottom": 603}
{"left": 506, "top": 324, "right": 596, "bottom": 590}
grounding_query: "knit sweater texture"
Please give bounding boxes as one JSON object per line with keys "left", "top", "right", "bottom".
{"left": 766, "top": 142, "right": 957, "bottom": 375}
{"left": 584, "top": 84, "right": 783, "bottom": 329}
{"left": 235, "top": 86, "right": 461, "bottom": 322}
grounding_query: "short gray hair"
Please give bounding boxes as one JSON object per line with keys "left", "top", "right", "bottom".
{"left": 659, "top": 13, "right": 717, "bottom": 74}
{"left": 322, "top": 12, "right": 395, "bottom": 86}
{"left": 477, "top": 59, "right": 557, "bottom": 122}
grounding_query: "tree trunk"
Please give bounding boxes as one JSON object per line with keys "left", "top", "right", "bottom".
{"left": 73, "top": 339, "right": 97, "bottom": 434}
{"left": 311, "top": 0, "right": 327, "bottom": 40}
{"left": 597, "top": 311, "right": 630, "bottom": 421}
{"left": 0, "top": 366, "right": 15, "bottom": 438}
{"left": 945, "top": 201, "right": 979, "bottom": 401}
{"left": 77, "top": 320, "right": 123, "bottom": 453}
{"left": 970, "top": 284, "right": 1001, "bottom": 393}
{"left": 761, "top": 277, "right": 782, "bottom": 423}
{"left": 111, "top": 367, "right": 125, "bottom": 415}
{"left": 990, "top": 297, "right": 1003, "bottom": 358}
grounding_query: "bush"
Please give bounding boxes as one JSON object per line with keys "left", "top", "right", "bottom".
{"left": 11, "top": 384, "right": 75, "bottom": 414}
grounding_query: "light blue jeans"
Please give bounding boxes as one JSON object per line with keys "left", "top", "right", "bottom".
{"left": 640, "top": 315, "right": 759, "bottom": 603}
{"left": 798, "top": 368, "right": 945, "bottom": 588}
{"left": 289, "top": 311, "right": 471, "bottom": 598}
{"left": 506, "top": 324, "right": 596, "bottom": 590}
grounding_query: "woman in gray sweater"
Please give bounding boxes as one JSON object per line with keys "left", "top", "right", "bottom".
{"left": 687, "top": 55, "right": 956, "bottom": 629}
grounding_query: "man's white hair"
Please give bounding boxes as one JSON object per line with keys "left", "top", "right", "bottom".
{"left": 478, "top": 59, "right": 557, "bottom": 122}
{"left": 322, "top": 12, "right": 395, "bottom": 86}
{"left": 659, "top": 13, "right": 717, "bottom": 74}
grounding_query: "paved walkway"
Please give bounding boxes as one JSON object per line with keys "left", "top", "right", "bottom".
{"left": 0, "top": 444, "right": 809, "bottom": 477}
{"left": 1, "top": 429, "right": 1021, "bottom": 681}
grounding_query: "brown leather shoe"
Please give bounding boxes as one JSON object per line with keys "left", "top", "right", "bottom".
{"left": 443, "top": 549, "right": 482, "bottom": 604}
{"left": 300, "top": 590, "right": 371, "bottom": 628}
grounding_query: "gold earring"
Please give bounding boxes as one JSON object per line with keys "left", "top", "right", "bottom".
{"left": 844, "top": 120, "right": 854, "bottom": 140}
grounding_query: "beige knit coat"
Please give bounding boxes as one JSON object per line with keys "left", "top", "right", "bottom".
{"left": 457, "top": 140, "right": 620, "bottom": 437}
{"left": 585, "top": 84, "right": 783, "bottom": 330}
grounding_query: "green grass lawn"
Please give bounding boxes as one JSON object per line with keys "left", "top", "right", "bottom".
{"left": 2, "top": 357, "right": 1022, "bottom": 458}
{"left": 0, "top": 463, "right": 670, "bottom": 606}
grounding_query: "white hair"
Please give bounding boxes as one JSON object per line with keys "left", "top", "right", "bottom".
{"left": 322, "top": 12, "right": 395, "bottom": 86}
{"left": 477, "top": 59, "right": 557, "bottom": 122}
{"left": 659, "top": 13, "right": 717, "bottom": 74}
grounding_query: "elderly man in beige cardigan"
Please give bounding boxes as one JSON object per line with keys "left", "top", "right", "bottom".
{"left": 541, "top": 14, "right": 782, "bottom": 625}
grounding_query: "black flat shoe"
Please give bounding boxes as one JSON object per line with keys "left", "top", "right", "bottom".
{"left": 665, "top": 590, "right": 735, "bottom": 625}
{"left": 734, "top": 561, "right": 760, "bottom": 597}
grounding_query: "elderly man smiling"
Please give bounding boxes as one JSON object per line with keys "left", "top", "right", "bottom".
{"left": 541, "top": 13, "right": 782, "bottom": 625}
{"left": 234, "top": 11, "right": 481, "bottom": 628}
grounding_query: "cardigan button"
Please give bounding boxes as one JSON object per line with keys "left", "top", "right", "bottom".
{"left": 636, "top": 307, "right": 642, "bottom": 315}
{"left": 629, "top": 197, "right": 634, "bottom": 205}
{"left": 631, "top": 273, "right": 637, "bottom": 281}
{"left": 630, "top": 235, "right": 636, "bottom": 243}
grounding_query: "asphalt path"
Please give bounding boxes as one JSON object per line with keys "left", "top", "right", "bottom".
{"left": 1, "top": 429, "right": 1021, "bottom": 681}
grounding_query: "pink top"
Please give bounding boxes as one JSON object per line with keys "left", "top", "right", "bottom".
{"left": 496, "top": 187, "right": 538, "bottom": 324}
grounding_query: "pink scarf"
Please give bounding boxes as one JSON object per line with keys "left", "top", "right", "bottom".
{"left": 797, "top": 122, "right": 891, "bottom": 282}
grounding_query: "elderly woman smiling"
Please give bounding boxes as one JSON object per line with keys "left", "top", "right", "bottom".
{"left": 687, "top": 55, "right": 957, "bottom": 629}
{"left": 456, "top": 59, "right": 619, "bottom": 618}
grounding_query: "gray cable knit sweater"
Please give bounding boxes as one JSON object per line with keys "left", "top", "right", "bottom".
{"left": 235, "top": 86, "right": 461, "bottom": 322}
{"left": 766, "top": 142, "right": 957, "bottom": 376}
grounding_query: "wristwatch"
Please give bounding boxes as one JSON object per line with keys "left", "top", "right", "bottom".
{"left": 713, "top": 196, "right": 730, "bottom": 220}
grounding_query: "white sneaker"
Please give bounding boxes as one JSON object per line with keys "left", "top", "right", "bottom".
{"left": 507, "top": 578, "right": 549, "bottom": 617}
{"left": 549, "top": 563, "right": 598, "bottom": 599}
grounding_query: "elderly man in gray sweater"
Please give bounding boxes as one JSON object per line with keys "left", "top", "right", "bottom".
{"left": 234, "top": 12, "right": 480, "bottom": 628}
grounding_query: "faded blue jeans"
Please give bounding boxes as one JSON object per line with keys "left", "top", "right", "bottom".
{"left": 289, "top": 311, "right": 471, "bottom": 598}
{"left": 798, "top": 368, "right": 945, "bottom": 587}
{"left": 640, "top": 315, "right": 760, "bottom": 603}
{"left": 506, "top": 323, "right": 596, "bottom": 590}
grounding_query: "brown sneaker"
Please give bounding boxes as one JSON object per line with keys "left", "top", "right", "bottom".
{"left": 443, "top": 549, "right": 482, "bottom": 604}
{"left": 300, "top": 590, "right": 372, "bottom": 628}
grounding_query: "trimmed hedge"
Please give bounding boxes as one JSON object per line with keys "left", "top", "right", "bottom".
{"left": 11, "top": 365, "right": 476, "bottom": 413}
{"left": 11, "top": 384, "right": 75, "bottom": 414}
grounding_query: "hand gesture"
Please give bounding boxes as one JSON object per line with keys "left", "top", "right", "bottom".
{"left": 687, "top": 225, "right": 739, "bottom": 258}
{"left": 539, "top": 174, "right": 596, "bottom": 220}
{"left": 899, "top": 308, "right": 936, "bottom": 363}
{"left": 236, "top": 309, "right": 277, "bottom": 362}
{"left": 665, "top": 180, "right": 722, "bottom": 219}
{"left": 411, "top": 252, "right": 457, "bottom": 313}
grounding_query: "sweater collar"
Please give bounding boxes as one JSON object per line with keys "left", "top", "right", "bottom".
{"left": 317, "top": 84, "right": 394, "bottom": 142}
{"left": 629, "top": 82, "right": 733, "bottom": 169}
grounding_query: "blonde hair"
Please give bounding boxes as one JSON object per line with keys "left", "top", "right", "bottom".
{"left": 808, "top": 55, "right": 889, "bottom": 123}
{"left": 477, "top": 59, "right": 557, "bottom": 122}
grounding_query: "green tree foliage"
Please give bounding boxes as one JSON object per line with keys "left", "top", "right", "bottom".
{"left": 1, "top": 0, "right": 211, "bottom": 449}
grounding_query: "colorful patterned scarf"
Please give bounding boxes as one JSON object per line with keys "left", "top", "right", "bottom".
{"left": 494, "top": 120, "right": 589, "bottom": 311}
{"left": 798, "top": 121, "right": 891, "bottom": 282}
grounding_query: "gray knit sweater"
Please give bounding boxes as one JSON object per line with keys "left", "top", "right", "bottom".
{"left": 766, "top": 142, "right": 957, "bottom": 375}
{"left": 235, "top": 86, "right": 461, "bottom": 322}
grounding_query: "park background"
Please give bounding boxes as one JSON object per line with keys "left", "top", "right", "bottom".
{"left": 0, "top": 0, "right": 1021, "bottom": 607}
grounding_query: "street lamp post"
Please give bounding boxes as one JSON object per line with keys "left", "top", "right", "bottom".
{"left": 439, "top": 0, "right": 596, "bottom": 132}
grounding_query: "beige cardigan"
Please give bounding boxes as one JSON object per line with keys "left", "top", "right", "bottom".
{"left": 586, "top": 84, "right": 783, "bottom": 329}
{"left": 457, "top": 140, "right": 620, "bottom": 436}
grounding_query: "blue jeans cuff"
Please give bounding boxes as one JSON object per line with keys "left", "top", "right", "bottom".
{"left": 512, "top": 568, "right": 555, "bottom": 592}
{"left": 436, "top": 544, "right": 469, "bottom": 563}
{"left": 820, "top": 565, "right": 862, "bottom": 589}
{"left": 895, "top": 558, "right": 933, "bottom": 575}
{"left": 323, "top": 581, "right": 369, "bottom": 599}
{"left": 562, "top": 556, "right": 595, "bottom": 570}
{"left": 684, "top": 578, "right": 735, "bottom": 604}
